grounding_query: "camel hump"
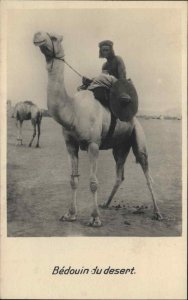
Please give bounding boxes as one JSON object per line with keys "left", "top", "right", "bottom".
{"left": 110, "top": 78, "right": 138, "bottom": 122}
{"left": 14, "top": 101, "right": 40, "bottom": 121}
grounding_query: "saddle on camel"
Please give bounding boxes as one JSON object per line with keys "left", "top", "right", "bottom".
{"left": 79, "top": 40, "right": 138, "bottom": 122}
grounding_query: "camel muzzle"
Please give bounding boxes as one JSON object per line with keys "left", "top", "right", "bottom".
{"left": 33, "top": 39, "right": 46, "bottom": 47}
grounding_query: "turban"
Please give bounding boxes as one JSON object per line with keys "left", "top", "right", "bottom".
{"left": 99, "top": 40, "right": 113, "bottom": 48}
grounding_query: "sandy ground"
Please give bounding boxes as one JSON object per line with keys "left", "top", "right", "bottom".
{"left": 7, "top": 115, "right": 182, "bottom": 236}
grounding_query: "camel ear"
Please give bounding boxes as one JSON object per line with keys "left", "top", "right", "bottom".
{"left": 49, "top": 33, "right": 63, "bottom": 42}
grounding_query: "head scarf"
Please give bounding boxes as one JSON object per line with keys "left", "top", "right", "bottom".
{"left": 99, "top": 40, "right": 115, "bottom": 58}
{"left": 98, "top": 40, "right": 113, "bottom": 48}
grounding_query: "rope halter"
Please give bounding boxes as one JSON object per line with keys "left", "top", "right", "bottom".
{"left": 46, "top": 33, "right": 83, "bottom": 78}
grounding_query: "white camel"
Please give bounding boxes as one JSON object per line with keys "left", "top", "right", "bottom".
{"left": 12, "top": 101, "right": 42, "bottom": 147}
{"left": 33, "top": 31, "right": 162, "bottom": 226}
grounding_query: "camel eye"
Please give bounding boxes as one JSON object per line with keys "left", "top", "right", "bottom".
{"left": 51, "top": 36, "right": 57, "bottom": 42}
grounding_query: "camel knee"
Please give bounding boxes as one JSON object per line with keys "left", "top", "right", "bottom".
{"left": 90, "top": 176, "right": 98, "bottom": 193}
{"left": 115, "top": 163, "right": 125, "bottom": 183}
{"left": 70, "top": 175, "right": 79, "bottom": 190}
{"left": 116, "top": 177, "right": 124, "bottom": 186}
{"left": 88, "top": 142, "right": 99, "bottom": 159}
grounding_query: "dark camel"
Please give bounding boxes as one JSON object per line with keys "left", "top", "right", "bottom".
{"left": 13, "top": 101, "right": 42, "bottom": 147}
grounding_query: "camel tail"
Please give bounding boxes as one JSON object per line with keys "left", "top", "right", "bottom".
{"left": 15, "top": 111, "right": 20, "bottom": 121}
{"left": 130, "top": 122, "right": 147, "bottom": 163}
{"left": 130, "top": 120, "right": 155, "bottom": 184}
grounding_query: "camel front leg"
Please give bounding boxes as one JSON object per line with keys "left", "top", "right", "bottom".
{"left": 88, "top": 142, "right": 101, "bottom": 227}
{"left": 29, "top": 122, "right": 36, "bottom": 147}
{"left": 16, "top": 120, "right": 23, "bottom": 145}
{"left": 60, "top": 136, "right": 79, "bottom": 222}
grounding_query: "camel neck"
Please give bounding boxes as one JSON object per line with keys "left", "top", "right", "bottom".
{"left": 47, "top": 58, "right": 66, "bottom": 85}
{"left": 47, "top": 59, "right": 74, "bottom": 128}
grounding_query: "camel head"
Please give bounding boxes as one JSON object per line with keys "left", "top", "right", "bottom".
{"left": 33, "top": 31, "right": 64, "bottom": 64}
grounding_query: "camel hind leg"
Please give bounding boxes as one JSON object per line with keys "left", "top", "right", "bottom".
{"left": 35, "top": 122, "right": 40, "bottom": 148}
{"left": 131, "top": 119, "right": 162, "bottom": 220}
{"left": 87, "top": 142, "right": 101, "bottom": 227}
{"left": 100, "top": 142, "right": 131, "bottom": 208}
{"left": 29, "top": 119, "right": 36, "bottom": 147}
{"left": 35, "top": 112, "right": 42, "bottom": 148}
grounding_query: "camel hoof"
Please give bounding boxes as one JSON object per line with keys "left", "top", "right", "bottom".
{"left": 28, "top": 144, "right": 32, "bottom": 147}
{"left": 59, "top": 213, "right": 77, "bottom": 222}
{"left": 152, "top": 212, "right": 163, "bottom": 221}
{"left": 88, "top": 217, "right": 102, "bottom": 227}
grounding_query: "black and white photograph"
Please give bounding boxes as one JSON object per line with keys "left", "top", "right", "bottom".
{"left": 1, "top": 1, "right": 187, "bottom": 299}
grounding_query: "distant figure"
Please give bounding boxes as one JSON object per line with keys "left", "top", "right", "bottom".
{"left": 12, "top": 101, "right": 42, "bottom": 147}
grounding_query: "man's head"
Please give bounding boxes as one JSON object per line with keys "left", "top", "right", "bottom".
{"left": 99, "top": 40, "right": 115, "bottom": 58}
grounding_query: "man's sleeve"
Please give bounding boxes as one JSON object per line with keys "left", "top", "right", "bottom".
{"left": 102, "top": 62, "right": 108, "bottom": 73}
{"left": 117, "top": 56, "right": 126, "bottom": 79}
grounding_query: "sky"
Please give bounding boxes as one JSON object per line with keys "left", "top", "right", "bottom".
{"left": 6, "top": 2, "right": 185, "bottom": 114}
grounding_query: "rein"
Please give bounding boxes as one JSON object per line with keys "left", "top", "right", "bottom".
{"left": 46, "top": 33, "right": 83, "bottom": 78}
{"left": 45, "top": 33, "right": 117, "bottom": 146}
